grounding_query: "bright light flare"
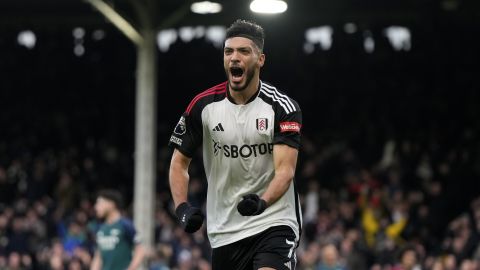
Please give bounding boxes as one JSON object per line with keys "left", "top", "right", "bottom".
{"left": 250, "top": 0, "right": 288, "bottom": 14}
{"left": 17, "top": 30, "right": 36, "bottom": 49}
{"left": 191, "top": 1, "right": 222, "bottom": 14}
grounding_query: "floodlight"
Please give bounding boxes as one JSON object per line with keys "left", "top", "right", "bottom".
{"left": 191, "top": 1, "right": 222, "bottom": 14}
{"left": 250, "top": 0, "right": 287, "bottom": 14}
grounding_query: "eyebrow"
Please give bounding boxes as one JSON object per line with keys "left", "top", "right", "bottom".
{"left": 224, "top": 46, "right": 252, "bottom": 50}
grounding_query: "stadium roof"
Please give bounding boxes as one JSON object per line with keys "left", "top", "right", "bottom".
{"left": 1, "top": 0, "right": 479, "bottom": 29}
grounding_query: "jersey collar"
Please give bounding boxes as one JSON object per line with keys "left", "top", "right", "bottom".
{"left": 226, "top": 80, "right": 261, "bottom": 105}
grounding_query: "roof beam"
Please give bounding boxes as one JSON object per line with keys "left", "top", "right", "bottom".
{"left": 84, "top": 0, "right": 143, "bottom": 46}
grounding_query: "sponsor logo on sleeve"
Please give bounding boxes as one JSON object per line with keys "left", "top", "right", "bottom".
{"left": 174, "top": 116, "right": 186, "bottom": 135}
{"left": 169, "top": 136, "right": 183, "bottom": 146}
{"left": 279, "top": 122, "right": 301, "bottom": 133}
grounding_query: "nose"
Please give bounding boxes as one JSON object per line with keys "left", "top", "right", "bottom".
{"left": 230, "top": 50, "right": 240, "bottom": 62}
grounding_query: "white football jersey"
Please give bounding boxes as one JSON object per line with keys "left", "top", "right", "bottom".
{"left": 169, "top": 80, "right": 302, "bottom": 248}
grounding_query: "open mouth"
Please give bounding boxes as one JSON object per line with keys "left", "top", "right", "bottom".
{"left": 230, "top": 67, "right": 244, "bottom": 82}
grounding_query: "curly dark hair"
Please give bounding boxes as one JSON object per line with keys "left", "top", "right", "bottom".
{"left": 97, "top": 189, "right": 124, "bottom": 209}
{"left": 226, "top": 19, "right": 265, "bottom": 51}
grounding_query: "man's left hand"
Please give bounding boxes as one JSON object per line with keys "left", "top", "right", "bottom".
{"left": 237, "top": 194, "right": 267, "bottom": 216}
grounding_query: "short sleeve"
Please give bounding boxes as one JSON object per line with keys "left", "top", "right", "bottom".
{"left": 273, "top": 99, "right": 302, "bottom": 149}
{"left": 121, "top": 219, "right": 140, "bottom": 245}
{"left": 168, "top": 105, "right": 203, "bottom": 158}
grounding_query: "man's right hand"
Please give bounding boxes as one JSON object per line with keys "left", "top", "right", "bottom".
{"left": 175, "top": 202, "right": 204, "bottom": 233}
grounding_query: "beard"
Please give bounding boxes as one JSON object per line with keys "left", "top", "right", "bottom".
{"left": 225, "top": 65, "right": 256, "bottom": 92}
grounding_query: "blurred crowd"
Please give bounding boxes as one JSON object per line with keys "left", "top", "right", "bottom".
{"left": 1, "top": 131, "right": 480, "bottom": 270}
{"left": 296, "top": 136, "right": 480, "bottom": 270}
{"left": 1, "top": 20, "right": 480, "bottom": 270}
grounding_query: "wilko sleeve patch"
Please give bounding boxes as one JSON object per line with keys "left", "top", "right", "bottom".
{"left": 272, "top": 96, "right": 302, "bottom": 149}
{"left": 279, "top": 122, "right": 301, "bottom": 133}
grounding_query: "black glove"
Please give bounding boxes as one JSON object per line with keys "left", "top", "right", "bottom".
{"left": 175, "top": 202, "right": 204, "bottom": 233}
{"left": 237, "top": 194, "right": 267, "bottom": 216}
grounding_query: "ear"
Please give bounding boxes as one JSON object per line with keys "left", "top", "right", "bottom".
{"left": 258, "top": 53, "right": 265, "bottom": 68}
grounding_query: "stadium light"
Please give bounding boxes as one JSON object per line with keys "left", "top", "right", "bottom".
{"left": 191, "top": 1, "right": 222, "bottom": 14}
{"left": 305, "top": 26, "right": 333, "bottom": 51}
{"left": 17, "top": 30, "right": 36, "bottom": 49}
{"left": 384, "top": 26, "right": 411, "bottom": 51}
{"left": 344, "top": 23, "right": 357, "bottom": 34}
{"left": 250, "top": 0, "right": 288, "bottom": 14}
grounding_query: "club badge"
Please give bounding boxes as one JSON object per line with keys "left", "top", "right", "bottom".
{"left": 256, "top": 118, "right": 268, "bottom": 131}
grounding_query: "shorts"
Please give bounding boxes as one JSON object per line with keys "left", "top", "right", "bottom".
{"left": 211, "top": 226, "right": 298, "bottom": 270}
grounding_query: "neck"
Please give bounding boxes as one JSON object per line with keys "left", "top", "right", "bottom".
{"left": 229, "top": 76, "right": 260, "bottom": 105}
{"left": 106, "top": 210, "right": 121, "bottom": 224}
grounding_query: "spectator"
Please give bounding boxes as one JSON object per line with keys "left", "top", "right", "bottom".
{"left": 149, "top": 244, "right": 172, "bottom": 270}
{"left": 6, "top": 217, "right": 30, "bottom": 254}
{"left": 5, "top": 252, "right": 31, "bottom": 270}
{"left": 62, "top": 221, "right": 87, "bottom": 256}
{"left": 392, "top": 247, "right": 420, "bottom": 270}
{"left": 317, "top": 244, "right": 346, "bottom": 270}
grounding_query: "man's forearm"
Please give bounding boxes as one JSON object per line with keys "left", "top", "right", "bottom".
{"left": 169, "top": 150, "right": 191, "bottom": 208}
{"left": 261, "top": 169, "right": 294, "bottom": 206}
{"left": 261, "top": 144, "right": 298, "bottom": 207}
{"left": 169, "top": 165, "right": 189, "bottom": 208}
{"left": 127, "top": 245, "right": 145, "bottom": 270}
{"left": 90, "top": 252, "right": 101, "bottom": 270}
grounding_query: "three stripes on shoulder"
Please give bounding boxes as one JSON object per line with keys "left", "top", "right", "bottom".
{"left": 260, "top": 83, "right": 297, "bottom": 114}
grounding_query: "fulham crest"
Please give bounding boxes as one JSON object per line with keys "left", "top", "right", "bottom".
{"left": 256, "top": 118, "right": 268, "bottom": 131}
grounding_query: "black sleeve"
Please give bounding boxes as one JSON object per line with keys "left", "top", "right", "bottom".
{"left": 168, "top": 104, "right": 203, "bottom": 158}
{"left": 273, "top": 99, "right": 302, "bottom": 149}
{"left": 120, "top": 218, "right": 140, "bottom": 245}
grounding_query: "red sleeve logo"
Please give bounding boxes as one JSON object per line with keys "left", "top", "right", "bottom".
{"left": 279, "top": 122, "right": 301, "bottom": 133}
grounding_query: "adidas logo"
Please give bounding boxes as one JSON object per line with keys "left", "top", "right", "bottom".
{"left": 212, "top": 123, "right": 224, "bottom": 131}
{"left": 284, "top": 261, "right": 292, "bottom": 270}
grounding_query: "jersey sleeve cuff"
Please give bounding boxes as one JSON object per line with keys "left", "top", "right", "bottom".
{"left": 168, "top": 143, "right": 194, "bottom": 158}
{"left": 273, "top": 138, "right": 300, "bottom": 150}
